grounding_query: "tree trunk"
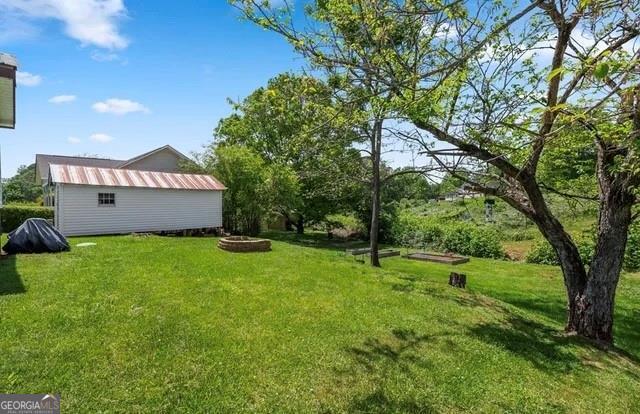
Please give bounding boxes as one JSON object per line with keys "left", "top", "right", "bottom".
{"left": 369, "top": 119, "right": 383, "bottom": 267}
{"left": 296, "top": 216, "right": 304, "bottom": 234}
{"left": 284, "top": 217, "right": 293, "bottom": 232}
{"left": 565, "top": 186, "right": 634, "bottom": 345}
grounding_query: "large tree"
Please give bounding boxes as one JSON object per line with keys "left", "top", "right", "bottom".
{"left": 398, "top": 1, "right": 640, "bottom": 344}
{"left": 214, "top": 73, "right": 363, "bottom": 233}
{"left": 233, "top": 0, "right": 640, "bottom": 344}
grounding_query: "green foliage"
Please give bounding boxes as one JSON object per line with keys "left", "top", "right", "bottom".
{"left": 525, "top": 239, "right": 562, "bottom": 266}
{"left": 1, "top": 205, "right": 54, "bottom": 233}
{"left": 526, "top": 223, "right": 640, "bottom": 271}
{"left": 265, "top": 164, "right": 301, "bottom": 218}
{"left": 624, "top": 222, "right": 640, "bottom": 272}
{"left": 501, "top": 227, "right": 538, "bottom": 242}
{"left": 537, "top": 123, "right": 598, "bottom": 199}
{"left": 440, "top": 224, "right": 504, "bottom": 259}
{"left": 211, "top": 145, "right": 299, "bottom": 236}
{"left": 525, "top": 235, "right": 596, "bottom": 268}
{"left": 348, "top": 164, "right": 441, "bottom": 243}
{"left": 325, "top": 213, "right": 366, "bottom": 234}
{"left": 384, "top": 168, "right": 440, "bottom": 202}
{"left": 3, "top": 164, "right": 42, "bottom": 204}
{"left": 438, "top": 173, "right": 465, "bottom": 196}
{"left": 213, "top": 73, "right": 363, "bottom": 227}
{"left": 391, "top": 211, "right": 504, "bottom": 259}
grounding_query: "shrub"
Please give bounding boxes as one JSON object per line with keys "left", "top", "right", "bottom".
{"left": 390, "top": 212, "right": 504, "bottom": 259}
{"left": 325, "top": 213, "right": 366, "bottom": 239}
{"left": 525, "top": 240, "right": 559, "bottom": 265}
{"left": 325, "top": 214, "right": 366, "bottom": 234}
{"left": 1, "top": 205, "right": 54, "bottom": 233}
{"left": 525, "top": 236, "right": 595, "bottom": 266}
{"left": 624, "top": 223, "right": 640, "bottom": 272}
{"left": 441, "top": 224, "right": 504, "bottom": 259}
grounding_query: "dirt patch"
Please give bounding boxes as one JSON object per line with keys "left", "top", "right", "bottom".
{"left": 503, "top": 240, "right": 534, "bottom": 261}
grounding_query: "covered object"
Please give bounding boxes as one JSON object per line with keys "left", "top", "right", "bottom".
{"left": 2, "top": 218, "right": 70, "bottom": 254}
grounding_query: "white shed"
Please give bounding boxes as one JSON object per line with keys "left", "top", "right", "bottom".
{"left": 48, "top": 164, "right": 225, "bottom": 236}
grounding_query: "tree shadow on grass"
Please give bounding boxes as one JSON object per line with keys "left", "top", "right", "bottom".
{"left": 341, "top": 328, "right": 438, "bottom": 413}
{"left": 347, "top": 389, "right": 438, "bottom": 414}
{"left": 468, "top": 288, "right": 640, "bottom": 363}
{"left": 347, "top": 328, "right": 433, "bottom": 373}
{"left": 0, "top": 255, "right": 25, "bottom": 295}
{"left": 468, "top": 315, "right": 583, "bottom": 373}
{"left": 392, "top": 278, "right": 640, "bottom": 378}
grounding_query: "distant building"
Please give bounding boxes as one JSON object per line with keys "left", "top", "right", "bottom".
{"left": 442, "top": 184, "right": 483, "bottom": 201}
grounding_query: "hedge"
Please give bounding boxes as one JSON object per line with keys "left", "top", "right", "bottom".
{"left": 526, "top": 223, "right": 640, "bottom": 272}
{"left": 0, "top": 205, "right": 54, "bottom": 233}
{"left": 391, "top": 212, "right": 504, "bottom": 259}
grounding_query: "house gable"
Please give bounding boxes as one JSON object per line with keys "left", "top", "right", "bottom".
{"left": 118, "top": 145, "right": 192, "bottom": 173}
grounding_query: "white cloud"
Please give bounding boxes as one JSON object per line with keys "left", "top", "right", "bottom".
{"left": 16, "top": 71, "right": 42, "bottom": 86}
{"left": 49, "top": 94, "right": 76, "bottom": 104}
{"left": 67, "top": 136, "right": 81, "bottom": 144}
{"left": 92, "top": 98, "right": 150, "bottom": 115}
{"left": 90, "top": 50, "right": 124, "bottom": 62}
{"left": 0, "top": 0, "right": 129, "bottom": 50}
{"left": 89, "top": 133, "right": 113, "bottom": 143}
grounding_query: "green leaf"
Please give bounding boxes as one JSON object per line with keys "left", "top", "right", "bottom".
{"left": 593, "top": 63, "right": 610, "bottom": 80}
{"left": 547, "top": 67, "right": 564, "bottom": 81}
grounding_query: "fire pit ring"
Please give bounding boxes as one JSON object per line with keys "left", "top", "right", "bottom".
{"left": 218, "top": 236, "right": 271, "bottom": 252}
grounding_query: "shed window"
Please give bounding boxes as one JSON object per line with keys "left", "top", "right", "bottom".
{"left": 98, "top": 192, "right": 115, "bottom": 206}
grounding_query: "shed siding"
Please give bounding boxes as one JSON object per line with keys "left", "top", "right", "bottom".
{"left": 57, "top": 184, "right": 222, "bottom": 236}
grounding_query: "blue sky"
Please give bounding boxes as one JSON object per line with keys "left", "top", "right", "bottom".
{"left": 0, "top": 0, "right": 306, "bottom": 177}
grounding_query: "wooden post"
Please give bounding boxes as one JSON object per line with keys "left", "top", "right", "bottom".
{"left": 448, "top": 272, "right": 467, "bottom": 288}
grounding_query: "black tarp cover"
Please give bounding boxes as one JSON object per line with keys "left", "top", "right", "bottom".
{"left": 2, "top": 218, "right": 70, "bottom": 254}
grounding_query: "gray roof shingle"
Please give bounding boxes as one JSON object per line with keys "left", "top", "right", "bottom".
{"left": 35, "top": 154, "right": 124, "bottom": 182}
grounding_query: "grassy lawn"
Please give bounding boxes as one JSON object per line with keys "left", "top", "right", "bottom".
{"left": 1, "top": 233, "right": 639, "bottom": 413}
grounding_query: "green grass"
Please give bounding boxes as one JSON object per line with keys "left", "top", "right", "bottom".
{"left": 1, "top": 233, "right": 639, "bottom": 413}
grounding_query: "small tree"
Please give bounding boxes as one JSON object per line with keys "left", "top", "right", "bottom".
{"left": 214, "top": 145, "right": 268, "bottom": 235}
{"left": 203, "top": 145, "right": 299, "bottom": 236}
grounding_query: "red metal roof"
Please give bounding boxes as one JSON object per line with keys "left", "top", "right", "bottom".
{"left": 49, "top": 164, "right": 225, "bottom": 191}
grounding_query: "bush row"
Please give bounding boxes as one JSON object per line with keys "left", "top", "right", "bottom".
{"left": 0, "top": 205, "right": 54, "bottom": 233}
{"left": 525, "top": 238, "right": 594, "bottom": 266}
{"left": 526, "top": 223, "right": 640, "bottom": 272}
{"left": 391, "top": 213, "right": 505, "bottom": 259}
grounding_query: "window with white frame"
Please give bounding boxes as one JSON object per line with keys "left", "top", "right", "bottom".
{"left": 98, "top": 192, "right": 115, "bottom": 206}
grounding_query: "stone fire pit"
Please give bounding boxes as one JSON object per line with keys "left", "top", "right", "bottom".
{"left": 218, "top": 236, "right": 271, "bottom": 252}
